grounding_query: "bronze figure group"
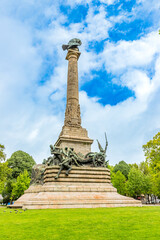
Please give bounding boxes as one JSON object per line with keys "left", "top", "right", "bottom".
{"left": 44, "top": 133, "right": 108, "bottom": 179}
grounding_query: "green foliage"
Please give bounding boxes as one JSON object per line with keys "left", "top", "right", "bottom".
{"left": 126, "top": 168, "right": 144, "bottom": 198}
{"left": 2, "top": 179, "right": 15, "bottom": 203}
{"left": 7, "top": 150, "right": 35, "bottom": 179}
{"left": 0, "top": 162, "right": 12, "bottom": 193}
{"left": 107, "top": 164, "right": 114, "bottom": 181}
{"left": 156, "top": 173, "right": 160, "bottom": 198}
{"left": 112, "top": 170, "right": 126, "bottom": 195}
{"left": 143, "top": 132, "right": 160, "bottom": 173}
{"left": 142, "top": 174, "right": 153, "bottom": 196}
{"left": 11, "top": 170, "right": 30, "bottom": 201}
{"left": 0, "top": 144, "right": 6, "bottom": 162}
{"left": 139, "top": 161, "right": 151, "bottom": 175}
{"left": 0, "top": 145, "right": 12, "bottom": 194}
{"left": 129, "top": 163, "right": 139, "bottom": 169}
{"left": 151, "top": 173, "right": 160, "bottom": 197}
{"left": 113, "top": 160, "right": 130, "bottom": 179}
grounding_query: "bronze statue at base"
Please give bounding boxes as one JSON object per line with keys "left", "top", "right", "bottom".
{"left": 43, "top": 133, "right": 109, "bottom": 179}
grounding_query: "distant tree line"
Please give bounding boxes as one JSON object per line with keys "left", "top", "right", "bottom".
{"left": 110, "top": 132, "right": 160, "bottom": 203}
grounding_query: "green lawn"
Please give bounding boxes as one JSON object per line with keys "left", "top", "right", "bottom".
{"left": 0, "top": 206, "right": 160, "bottom": 240}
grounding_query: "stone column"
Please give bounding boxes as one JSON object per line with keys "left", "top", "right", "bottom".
{"left": 64, "top": 48, "right": 81, "bottom": 127}
{"left": 55, "top": 47, "right": 93, "bottom": 155}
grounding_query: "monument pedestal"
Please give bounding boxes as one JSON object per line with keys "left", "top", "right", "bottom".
{"left": 55, "top": 126, "right": 93, "bottom": 155}
{"left": 11, "top": 166, "right": 141, "bottom": 209}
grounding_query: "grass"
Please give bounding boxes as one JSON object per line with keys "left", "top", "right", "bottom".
{"left": 0, "top": 206, "right": 160, "bottom": 240}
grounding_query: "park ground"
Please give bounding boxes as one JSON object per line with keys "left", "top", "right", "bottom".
{"left": 0, "top": 206, "right": 160, "bottom": 240}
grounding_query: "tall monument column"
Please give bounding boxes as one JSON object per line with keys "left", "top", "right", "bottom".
{"left": 55, "top": 39, "right": 93, "bottom": 155}
{"left": 64, "top": 48, "right": 81, "bottom": 127}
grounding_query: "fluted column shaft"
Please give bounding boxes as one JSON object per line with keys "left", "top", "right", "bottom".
{"left": 64, "top": 48, "right": 81, "bottom": 127}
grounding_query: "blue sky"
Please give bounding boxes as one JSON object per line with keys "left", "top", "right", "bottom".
{"left": 0, "top": 0, "right": 160, "bottom": 164}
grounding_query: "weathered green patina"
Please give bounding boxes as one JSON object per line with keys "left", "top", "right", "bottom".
{"left": 44, "top": 133, "right": 109, "bottom": 179}
{"left": 62, "top": 38, "right": 82, "bottom": 51}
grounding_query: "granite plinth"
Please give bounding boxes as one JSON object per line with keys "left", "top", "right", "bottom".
{"left": 55, "top": 126, "right": 93, "bottom": 155}
{"left": 11, "top": 166, "right": 142, "bottom": 209}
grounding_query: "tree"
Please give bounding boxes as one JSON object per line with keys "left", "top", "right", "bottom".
{"left": 0, "top": 144, "right": 6, "bottom": 162}
{"left": 2, "top": 179, "right": 15, "bottom": 203}
{"left": 0, "top": 162, "right": 12, "bottom": 193}
{"left": 126, "top": 167, "right": 144, "bottom": 198}
{"left": 129, "top": 163, "right": 139, "bottom": 169}
{"left": 112, "top": 170, "right": 126, "bottom": 195}
{"left": 7, "top": 150, "right": 35, "bottom": 179}
{"left": 155, "top": 173, "right": 160, "bottom": 198}
{"left": 143, "top": 132, "right": 160, "bottom": 173}
{"left": 139, "top": 161, "right": 151, "bottom": 175}
{"left": 11, "top": 170, "right": 30, "bottom": 201}
{"left": 151, "top": 173, "right": 160, "bottom": 199}
{"left": 113, "top": 160, "right": 130, "bottom": 179}
{"left": 143, "top": 174, "right": 153, "bottom": 202}
{"left": 0, "top": 145, "right": 12, "bottom": 193}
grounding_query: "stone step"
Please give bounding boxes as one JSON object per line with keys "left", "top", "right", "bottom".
{"left": 25, "top": 185, "right": 117, "bottom": 193}
{"left": 23, "top": 203, "right": 141, "bottom": 209}
{"left": 45, "top": 166, "right": 110, "bottom": 172}
{"left": 11, "top": 183, "right": 142, "bottom": 209}
{"left": 44, "top": 173, "right": 111, "bottom": 180}
{"left": 22, "top": 199, "right": 140, "bottom": 205}
{"left": 44, "top": 183, "right": 113, "bottom": 187}
{"left": 45, "top": 169, "right": 110, "bottom": 176}
{"left": 44, "top": 177, "right": 111, "bottom": 183}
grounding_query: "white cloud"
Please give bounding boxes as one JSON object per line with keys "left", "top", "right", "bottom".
{"left": 84, "top": 6, "right": 112, "bottom": 41}
{"left": 120, "top": 70, "right": 152, "bottom": 100}
{"left": 79, "top": 83, "right": 160, "bottom": 165}
{"left": 65, "top": 0, "right": 116, "bottom": 7}
{"left": 102, "top": 31, "right": 160, "bottom": 74}
{"left": 99, "top": 0, "right": 116, "bottom": 4}
{"left": 0, "top": 0, "right": 160, "bottom": 167}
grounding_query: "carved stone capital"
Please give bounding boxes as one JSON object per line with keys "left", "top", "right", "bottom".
{"left": 66, "top": 48, "right": 81, "bottom": 61}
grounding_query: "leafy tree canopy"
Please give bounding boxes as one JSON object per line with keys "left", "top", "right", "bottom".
{"left": 112, "top": 170, "right": 126, "bottom": 196}
{"left": 11, "top": 170, "right": 30, "bottom": 201}
{"left": 0, "top": 144, "right": 6, "bottom": 162}
{"left": 139, "top": 161, "right": 151, "bottom": 175}
{"left": 129, "top": 163, "right": 138, "bottom": 169}
{"left": 151, "top": 172, "right": 160, "bottom": 198}
{"left": 113, "top": 160, "right": 130, "bottom": 179}
{"left": 126, "top": 167, "right": 144, "bottom": 198}
{"left": 7, "top": 150, "right": 35, "bottom": 179}
{"left": 0, "top": 145, "right": 12, "bottom": 193}
{"left": 2, "top": 179, "right": 15, "bottom": 203}
{"left": 0, "top": 162, "right": 12, "bottom": 193}
{"left": 142, "top": 174, "right": 153, "bottom": 196}
{"left": 143, "top": 132, "right": 160, "bottom": 173}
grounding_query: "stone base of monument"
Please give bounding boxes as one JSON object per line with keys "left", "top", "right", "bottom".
{"left": 11, "top": 166, "right": 142, "bottom": 209}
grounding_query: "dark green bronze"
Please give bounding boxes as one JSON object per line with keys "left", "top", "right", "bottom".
{"left": 45, "top": 133, "right": 108, "bottom": 179}
{"left": 30, "top": 164, "right": 46, "bottom": 185}
{"left": 62, "top": 38, "right": 82, "bottom": 51}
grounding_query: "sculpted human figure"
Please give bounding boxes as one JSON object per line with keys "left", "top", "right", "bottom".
{"left": 54, "top": 147, "right": 73, "bottom": 179}
{"left": 46, "top": 133, "right": 108, "bottom": 179}
{"left": 45, "top": 145, "right": 63, "bottom": 166}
